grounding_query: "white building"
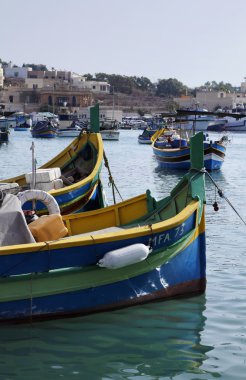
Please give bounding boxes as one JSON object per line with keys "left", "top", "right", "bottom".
{"left": 71, "top": 73, "right": 110, "bottom": 93}
{"left": 4, "top": 62, "right": 32, "bottom": 79}
{"left": 76, "top": 107, "right": 122, "bottom": 122}
{"left": 87, "top": 81, "right": 110, "bottom": 93}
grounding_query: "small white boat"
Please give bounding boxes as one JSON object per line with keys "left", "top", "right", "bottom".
{"left": 177, "top": 117, "right": 227, "bottom": 131}
{"left": 100, "top": 130, "right": 120, "bottom": 141}
{"left": 57, "top": 124, "right": 82, "bottom": 137}
{"left": 223, "top": 116, "right": 246, "bottom": 131}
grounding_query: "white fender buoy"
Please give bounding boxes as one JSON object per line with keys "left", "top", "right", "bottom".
{"left": 98, "top": 243, "right": 151, "bottom": 269}
{"left": 17, "top": 189, "right": 60, "bottom": 215}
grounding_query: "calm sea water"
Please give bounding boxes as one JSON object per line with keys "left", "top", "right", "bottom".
{"left": 0, "top": 129, "right": 245, "bottom": 380}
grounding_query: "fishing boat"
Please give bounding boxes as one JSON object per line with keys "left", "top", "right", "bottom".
{"left": 57, "top": 124, "right": 82, "bottom": 138}
{"left": 138, "top": 127, "right": 159, "bottom": 144}
{"left": 152, "top": 128, "right": 227, "bottom": 170}
{"left": 100, "top": 129, "right": 120, "bottom": 140}
{"left": 221, "top": 116, "right": 246, "bottom": 132}
{"left": 14, "top": 121, "right": 30, "bottom": 131}
{"left": 175, "top": 108, "right": 227, "bottom": 131}
{"left": 31, "top": 120, "right": 58, "bottom": 138}
{"left": 0, "top": 105, "right": 105, "bottom": 214}
{"left": 0, "top": 132, "right": 206, "bottom": 323}
{"left": 100, "top": 118, "right": 120, "bottom": 141}
{"left": 57, "top": 121, "right": 87, "bottom": 138}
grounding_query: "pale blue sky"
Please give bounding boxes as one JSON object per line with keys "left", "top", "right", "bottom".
{"left": 2, "top": 0, "right": 246, "bottom": 88}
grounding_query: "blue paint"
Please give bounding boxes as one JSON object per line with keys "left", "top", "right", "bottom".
{"left": 0, "top": 232, "right": 205, "bottom": 321}
{"left": 22, "top": 180, "right": 93, "bottom": 212}
{"left": 153, "top": 142, "right": 225, "bottom": 171}
{"left": 0, "top": 212, "right": 196, "bottom": 276}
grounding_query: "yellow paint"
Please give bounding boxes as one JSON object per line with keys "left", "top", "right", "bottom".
{"left": 0, "top": 133, "right": 103, "bottom": 194}
{"left": 0, "top": 198, "right": 200, "bottom": 254}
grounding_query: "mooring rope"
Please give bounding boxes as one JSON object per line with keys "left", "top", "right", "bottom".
{"left": 205, "top": 170, "right": 246, "bottom": 226}
{"left": 103, "top": 150, "right": 123, "bottom": 204}
{"left": 190, "top": 168, "right": 246, "bottom": 226}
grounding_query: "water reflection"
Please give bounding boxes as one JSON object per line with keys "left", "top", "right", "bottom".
{"left": 0, "top": 296, "right": 217, "bottom": 379}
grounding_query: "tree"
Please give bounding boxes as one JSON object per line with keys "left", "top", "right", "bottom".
{"left": 101, "top": 74, "right": 133, "bottom": 94}
{"left": 198, "top": 80, "right": 234, "bottom": 93}
{"left": 22, "top": 63, "right": 48, "bottom": 71}
{"left": 83, "top": 73, "right": 94, "bottom": 81}
{"left": 131, "top": 76, "right": 155, "bottom": 92}
{"left": 95, "top": 72, "right": 108, "bottom": 81}
{"left": 156, "top": 78, "right": 186, "bottom": 97}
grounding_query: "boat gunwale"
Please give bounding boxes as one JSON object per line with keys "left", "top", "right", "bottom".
{"left": 0, "top": 199, "right": 200, "bottom": 254}
{"left": 0, "top": 132, "right": 104, "bottom": 196}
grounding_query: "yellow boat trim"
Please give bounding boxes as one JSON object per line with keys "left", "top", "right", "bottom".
{"left": 0, "top": 133, "right": 103, "bottom": 196}
{"left": 0, "top": 200, "right": 202, "bottom": 255}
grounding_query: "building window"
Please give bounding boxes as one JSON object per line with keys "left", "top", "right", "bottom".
{"left": 14, "top": 72, "right": 18, "bottom": 77}
{"left": 9, "top": 96, "right": 13, "bottom": 103}
{"left": 57, "top": 97, "right": 68, "bottom": 106}
{"left": 33, "top": 84, "right": 38, "bottom": 89}
{"left": 100, "top": 85, "right": 106, "bottom": 91}
{"left": 72, "top": 96, "right": 77, "bottom": 107}
{"left": 48, "top": 96, "right": 53, "bottom": 106}
{"left": 92, "top": 85, "right": 96, "bottom": 89}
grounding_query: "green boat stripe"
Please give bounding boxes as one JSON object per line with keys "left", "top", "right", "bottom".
{"left": 0, "top": 228, "right": 198, "bottom": 302}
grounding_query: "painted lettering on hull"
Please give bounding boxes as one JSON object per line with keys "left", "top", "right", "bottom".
{"left": 151, "top": 222, "right": 187, "bottom": 249}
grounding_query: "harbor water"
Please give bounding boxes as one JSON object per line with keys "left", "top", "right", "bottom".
{"left": 0, "top": 129, "right": 246, "bottom": 380}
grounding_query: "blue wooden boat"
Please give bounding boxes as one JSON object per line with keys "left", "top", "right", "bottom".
{"left": 31, "top": 120, "right": 58, "bottom": 138}
{"left": 14, "top": 126, "right": 29, "bottom": 131}
{"left": 152, "top": 129, "right": 227, "bottom": 170}
{"left": 14, "top": 121, "right": 30, "bottom": 131}
{"left": 0, "top": 132, "right": 206, "bottom": 323}
{"left": 0, "top": 105, "right": 105, "bottom": 215}
{"left": 138, "top": 127, "right": 159, "bottom": 144}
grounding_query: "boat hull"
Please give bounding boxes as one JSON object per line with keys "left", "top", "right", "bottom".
{"left": 31, "top": 131, "right": 57, "bottom": 138}
{"left": 100, "top": 130, "right": 120, "bottom": 140}
{"left": 153, "top": 142, "right": 226, "bottom": 170}
{"left": 57, "top": 130, "right": 81, "bottom": 137}
{"left": 14, "top": 127, "right": 29, "bottom": 131}
{"left": 176, "top": 118, "right": 226, "bottom": 131}
{"left": 0, "top": 133, "right": 105, "bottom": 214}
{"left": 0, "top": 228, "right": 205, "bottom": 323}
{"left": 138, "top": 137, "right": 152, "bottom": 144}
{"left": 0, "top": 132, "right": 206, "bottom": 324}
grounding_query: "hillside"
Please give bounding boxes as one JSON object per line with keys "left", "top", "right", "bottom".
{"left": 93, "top": 90, "right": 177, "bottom": 113}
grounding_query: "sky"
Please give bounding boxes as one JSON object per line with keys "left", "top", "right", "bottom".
{"left": 2, "top": 0, "right": 246, "bottom": 88}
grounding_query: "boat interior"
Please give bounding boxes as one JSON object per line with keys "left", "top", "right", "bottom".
{"left": 0, "top": 138, "right": 98, "bottom": 193}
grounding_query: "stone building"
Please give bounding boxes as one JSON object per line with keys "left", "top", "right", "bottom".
{"left": 39, "top": 86, "right": 92, "bottom": 111}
